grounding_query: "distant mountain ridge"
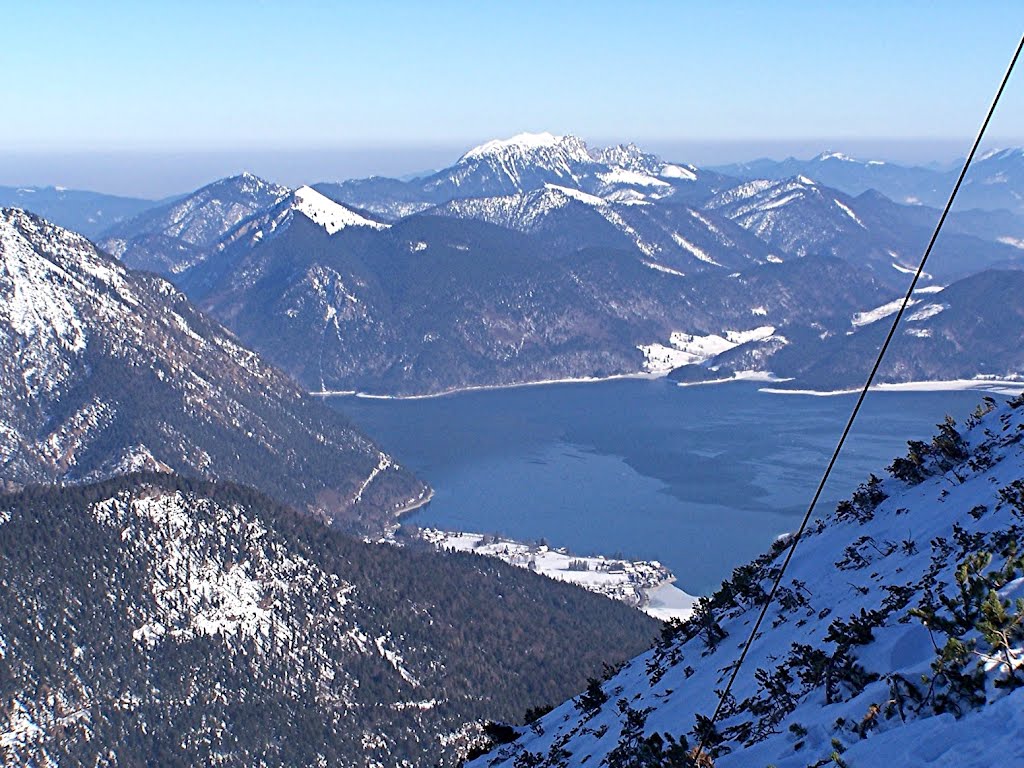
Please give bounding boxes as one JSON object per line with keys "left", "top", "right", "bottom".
{"left": 0, "top": 184, "right": 156, "bottom": 238}
{"left": 98, "top": 172, "right": 290, "bottom": 275}
{"left": 712, "top": 147, "right": 1024, "bottom": 213}
{"left": 314, "top": 132, "right": 734, "bottom": 219}
{"left": 703, "top": 175, "right": 1023, "bottom": 283}
{"left": 178, "top": 204, "right": 886, "bottom": 395}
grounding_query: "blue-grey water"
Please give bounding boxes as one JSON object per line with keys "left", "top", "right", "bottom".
{"left": 331, "top": 380, "right": 1000, "bottom": 595}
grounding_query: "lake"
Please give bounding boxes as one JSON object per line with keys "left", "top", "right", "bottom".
{"left": 331, "top": 379, "right": 1003, "bottom": 595}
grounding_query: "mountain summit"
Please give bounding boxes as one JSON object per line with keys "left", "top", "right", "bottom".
{"left": 315, "top": 132, "right": 729, "bottom": 219}
{"left": 98, "top": 172, "right": 290, "bottom": 275}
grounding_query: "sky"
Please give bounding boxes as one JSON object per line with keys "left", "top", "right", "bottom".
{"left": 3, "top": 1, "right": 1024, "bottom": 196}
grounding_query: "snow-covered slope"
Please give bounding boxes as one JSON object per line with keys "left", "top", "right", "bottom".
{"left": 473, "top": 395, "right": 1024, "bottom": 767}
{"left": 704, "top": 176, "right": 880, "bottom": 258}
{"left": 446, "top": 131, "right": 594, "bottom": 194}
{"left": 0, "top": 207, "right": 426, "bottom": 531}
{"left": 429, "top": 184, "right": 773, "bottom": 274}
{"left": 292, "top": 184, "right": 387, "bottom": 233}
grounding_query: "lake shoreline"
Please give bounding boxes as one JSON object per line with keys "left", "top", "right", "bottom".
{"left": 314, "top": 372, "right": 1023, "bottom": 402}
{"left": 311, "top": 371, "right": 665, "bottom": 401}
{"left": 760, "top": 377, "right": 1024, "bottom": 397}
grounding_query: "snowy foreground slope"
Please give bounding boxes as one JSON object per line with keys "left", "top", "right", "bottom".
{"left": 473, "top": 395, "right": 1024, "bottom": 767}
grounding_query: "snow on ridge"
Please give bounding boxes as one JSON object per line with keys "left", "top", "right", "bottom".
{"left": 852, "top": 296, "right": 918, "bottom": 327}
{"left": 597, "top": 168, "right": 671, "bottom": 188}
{"left": 543, "top": 183, "right": 606, "bottom": 207}
{"left": 461, "top": 131, "right": 588, "bottom": 161}
{"left": 833, "top": 198, "right": 866, "bottom": 228}
{"left": 292, "top": 186, "right": 388, "bottom": 234}
{"left": 659, "top": 163, "right": 698, "bottom": 181}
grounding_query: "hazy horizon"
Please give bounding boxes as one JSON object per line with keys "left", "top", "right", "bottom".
{"left": 5, "top": 2, "right": 1024, "bottom": 197}
{"left": 3, "top": 135, "right": 1019, "bottom": 199}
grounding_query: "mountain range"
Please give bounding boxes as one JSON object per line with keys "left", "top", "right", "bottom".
{"left": 8, "top": 135, "right": 1024, "bottom": 397}
{"left": 0, "top": 185, "right": 155, "bottom": 238}
{"left": 713, "top": 147, "right": 1024, "bottom": 214}
{"left": 93, "top": 132, "right": 1016, "bottom": 395}
{"left": 98, "top": 172, "right": 290, "bottom": 276}
{"left": 5, "top": 131, "right": 1024, "bottom": 767}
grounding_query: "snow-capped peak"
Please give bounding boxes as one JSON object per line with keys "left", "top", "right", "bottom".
{"left": 814, "top": 150, "right": 858, "bottom": 163}
{"left": 594, "top": 142, "right": 649, "bottom": 167}
{"left": 460, "top": 132, "right": 591, "bottom": 163}
{"left": 464, "top": 131, "right": 561, "bottom": 158}
{"left": 292, "top": 186, "right": 387, "bottom": 234}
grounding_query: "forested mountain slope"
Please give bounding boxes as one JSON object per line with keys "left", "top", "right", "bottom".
{"left": 0, "top": 207, "right": 426, "bottom": 533}
{"left": 0, "top": 474, "right": 659, "bottom": 767}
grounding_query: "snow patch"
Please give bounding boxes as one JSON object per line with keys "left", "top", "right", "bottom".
{"left": 852, "top": 297, "right": 917, "bottom": 327}
{"left": 833, "top": 198, "right": 866, "bottom": 228}
{"left": 421, "top": 529, "right": 694, "bottom": 620}
{"left": 292, "top": 186, "right": 388, "bottom": 234}
{"left": 642, "top": 261, "right": 686, "bottom": 277}
{"left": 670, "top": 232, "right": 722, "bottom": 266}
{"left": 907, "top": 303, "right": 946, "bottom": 321}
{"left": 597, "top": 169, "right": 671, "bottom": 188}
{"left": 659, "top": 164, "right": 698, "bottom": 181}
{"left": 639, "top": 327, "right": 776, "bottom": 373}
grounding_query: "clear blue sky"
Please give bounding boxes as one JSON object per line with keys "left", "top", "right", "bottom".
{"left": 3, "top": 1, "right": 1024, "bottom": 195}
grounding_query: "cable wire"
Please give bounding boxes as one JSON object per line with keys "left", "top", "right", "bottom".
{"left": 696, "top": 31, "right": 1024, "bottom": 754}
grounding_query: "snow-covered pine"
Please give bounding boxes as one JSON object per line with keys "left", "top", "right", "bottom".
{"left": 472, "top": 394, "right": 1024, "bottom": 767}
